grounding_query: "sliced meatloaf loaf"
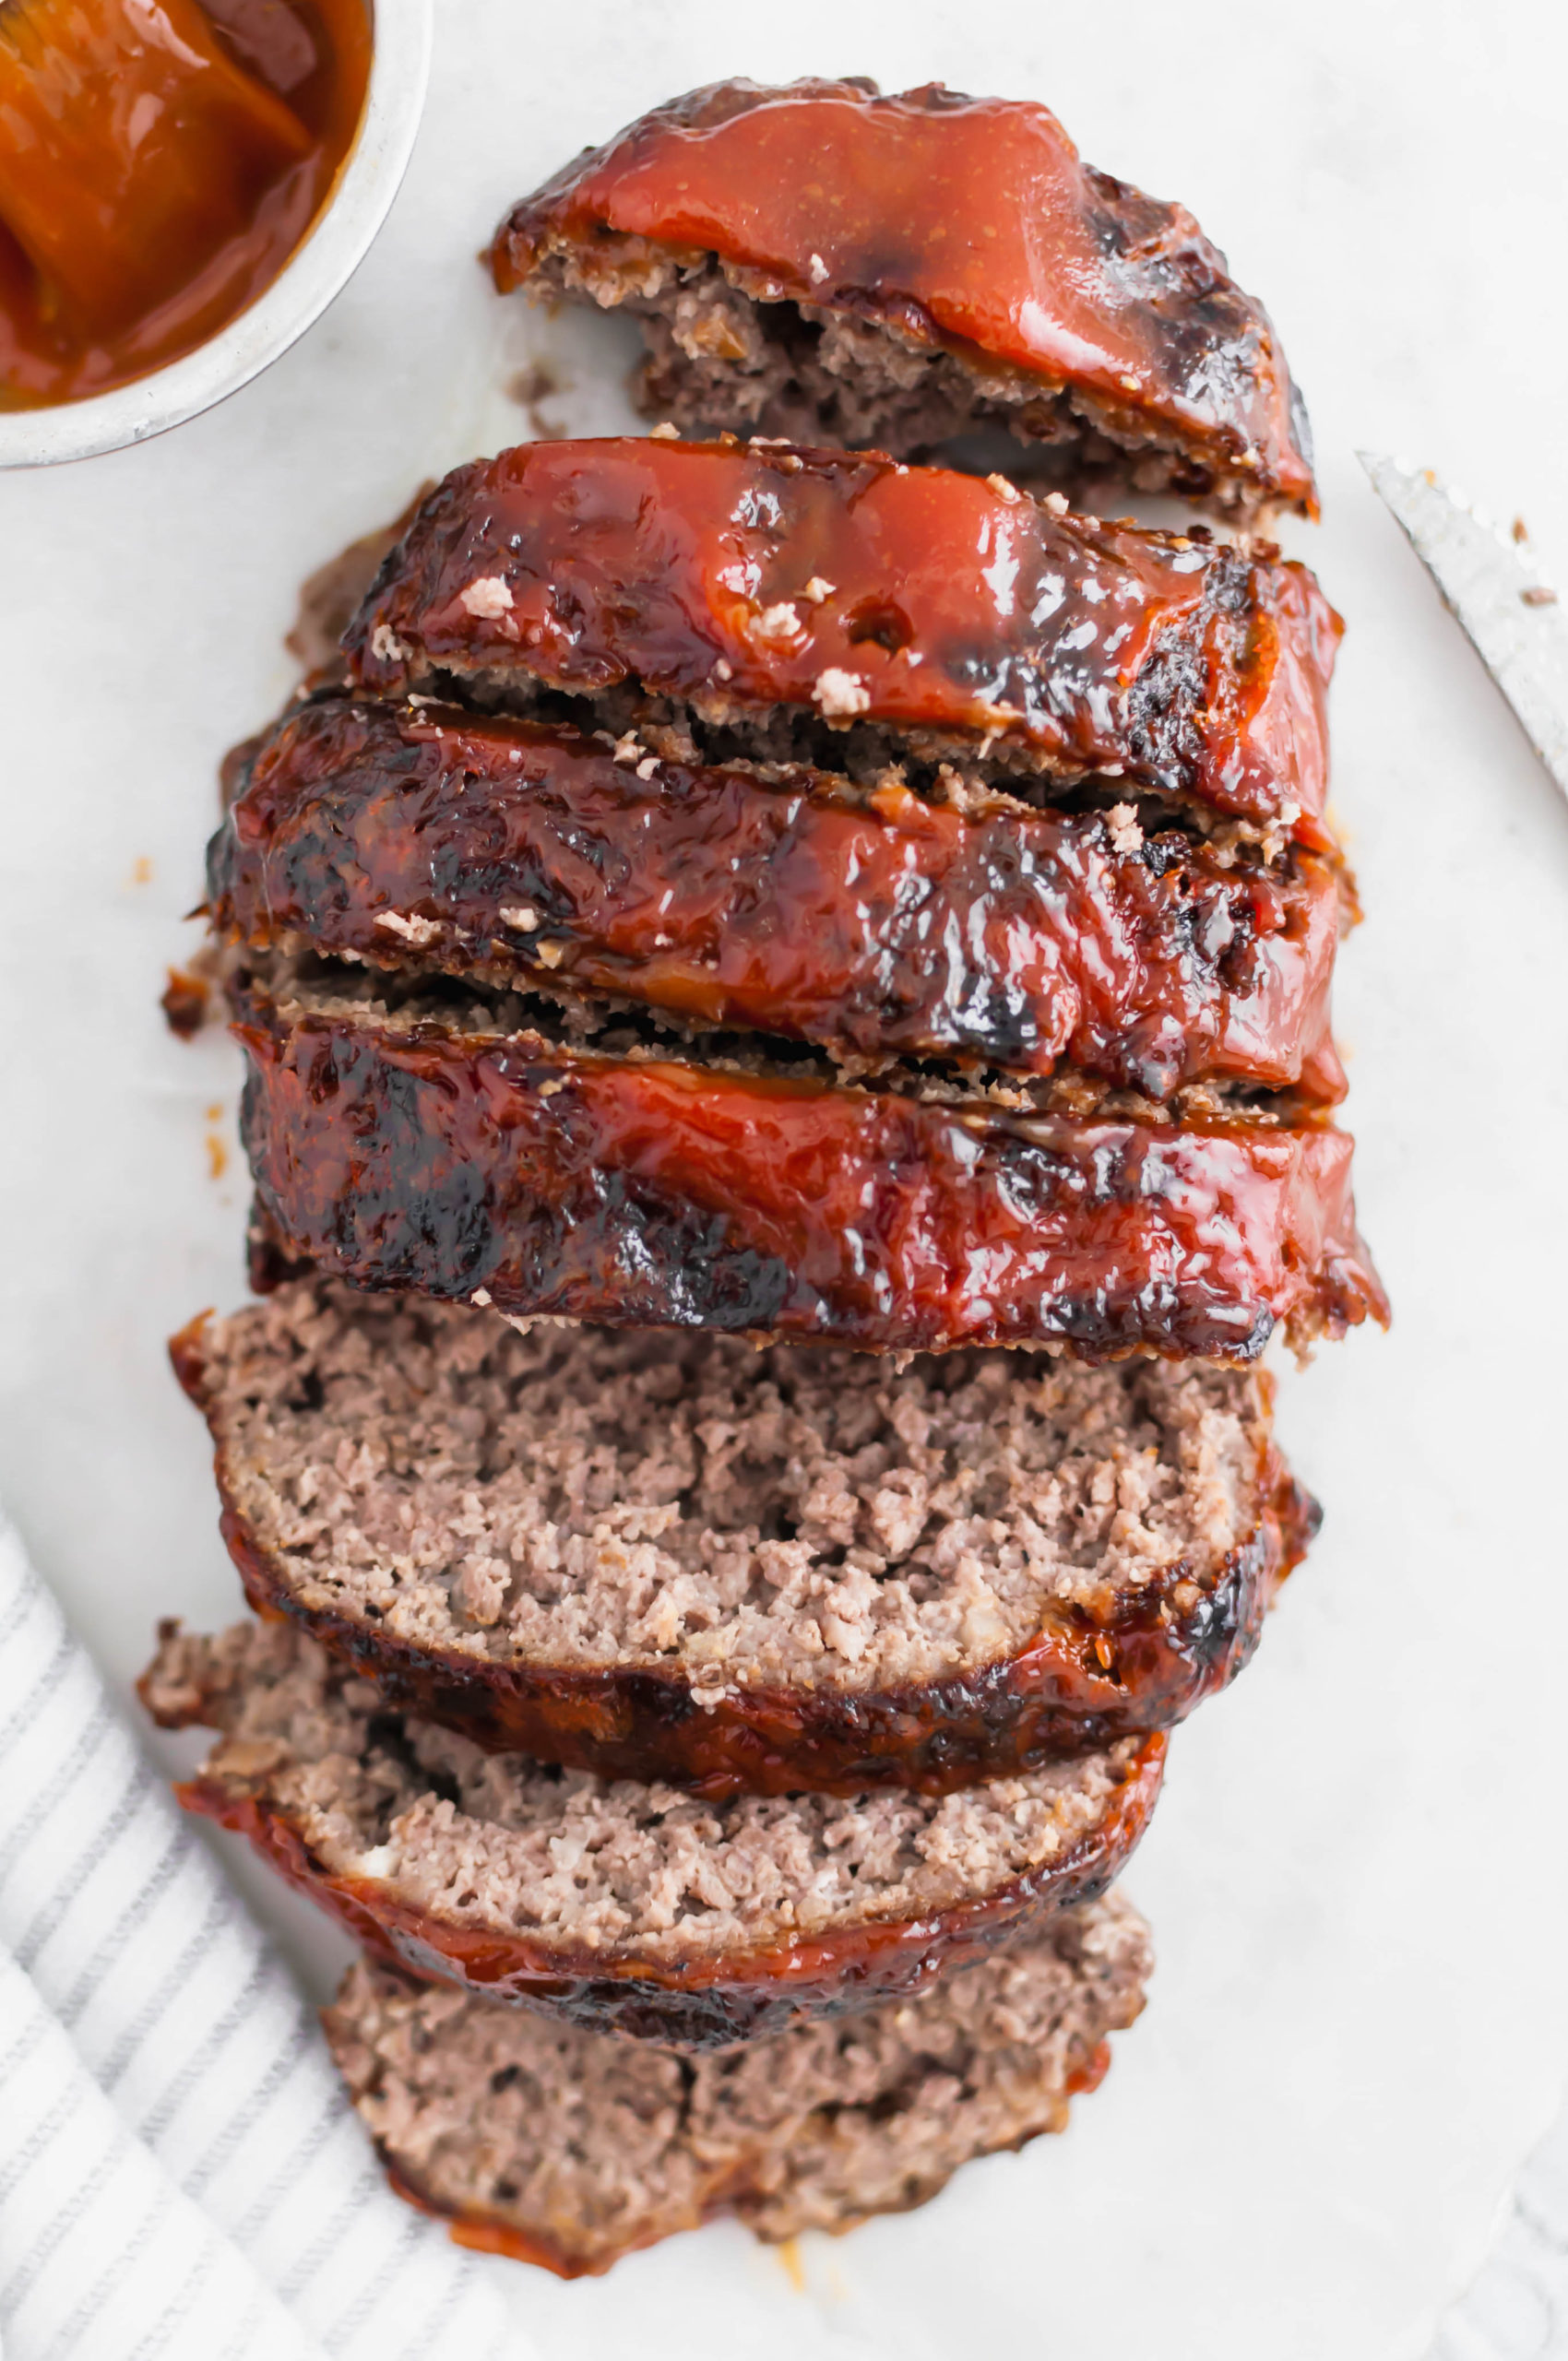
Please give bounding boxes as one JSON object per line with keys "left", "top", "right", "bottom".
{"left": 325, "top": 1892, "right": 1151, "bottom": 2273}
{"left": 171, "top": 1278, "right": 1317, "bottom": 1794}
{"left": 211, "top": 694, "right": 1348, "bottom": 1103}
{"left": 139, "top": 1619, "right": 1164, "bottom": 2047}
{"left": 343, "top": 438, "right": 1339, "bottom": 848}
{"left": 488, "top": 79, "right": 1314, "bottom": 518}
{"left": 228, "top": 955, "right": 1385, "bottom": 1363}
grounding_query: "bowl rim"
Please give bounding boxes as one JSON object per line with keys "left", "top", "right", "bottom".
{"left": 0, "top": 0, "right": 434, "bottom": 470}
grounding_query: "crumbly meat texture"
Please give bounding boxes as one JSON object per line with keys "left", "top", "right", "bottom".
{"left": 141, "top": 1619, "right": 1148, "bottom": 1963}
{"left": 186, "top": 1277, "right": 1265, "bottom": 1695}
{"left": 529, "top": 251, "right": 1262, "bottom": 509}
{"left": 325, "top": 1892, "right": 1152, "bottom": 2272}
{"left": 236, "top": 943, "right": 1298, "bottom": 1131}
{"left": 490, "top": 78, "right": 1314, "bottom": 518}
{"left": 284, "top": 485, "right": 436, "bottom": 683}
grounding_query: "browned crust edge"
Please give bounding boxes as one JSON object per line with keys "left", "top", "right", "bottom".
{"left": 486, "top": 77, "right": 1317, "bottom": 519}
{"left": 151, "top": 1735, "right": 1165, "bottom": 2049}
{"left": 170, "top": 1311, "right": 1316, "bottom": 1796}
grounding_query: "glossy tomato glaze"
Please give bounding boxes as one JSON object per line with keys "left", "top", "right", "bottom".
{"left": 0, "top": 0, "right": 370, "bottom": 409}
{"left": 229, "top": 974, "right": 1386, "bottom": 1362}
{"left": 214, "top": 696, "right": 1346, "bottom": 1100}
{"left": 171, "top": 1731, "right": 1165, "bottom": 2047}
{"left": 490, "top": 78, "right": 1314, "bottom": 514}
{"left": 344, "top": 439, "right": 1340, "bottom": 845}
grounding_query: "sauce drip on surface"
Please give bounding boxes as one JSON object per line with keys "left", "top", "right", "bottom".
{"left": 0, "top": 0, "right": 371, "bottom": 409}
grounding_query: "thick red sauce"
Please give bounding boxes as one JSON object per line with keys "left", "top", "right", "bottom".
{"left": 215, "top": 696, "right": 1347, "bottom": 1100}
{"left": 0, "top": 0, "right": 370, "bottom": 409}
{"left": 492, "top": 78, "right": 1315, "bottom": 513}
{"left": 230, "top": 976, "right": 1388, "bottom": 1361}
{"left": 347, "top": 439, "right": 1340, "bottom": 843}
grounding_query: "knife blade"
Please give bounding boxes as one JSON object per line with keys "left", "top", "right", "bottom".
{"left": 1360, "top": 451, "right": 1568, "bottom": 804}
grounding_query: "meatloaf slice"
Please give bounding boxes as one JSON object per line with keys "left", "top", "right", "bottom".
{"left": 139, "top": 1619, "right": 1164, "bottom": 2047}
{"left": 489, "top": 78, "right": 1314, "bottom": 519}
{"left": 229, "top": 955, "right": 1386, "bottom": 1363}
{"left": 211, "top": 694, "right": 1348, "bottom": 1102}
{"left": 171, "top": 1279, "right": 1316, "bottom": 1795}
{"left": 325, "top": 1892, "right": 1151, "bottom": 2274}
{"left": 343, "top": 438, "right": 1339, "bottom": 848}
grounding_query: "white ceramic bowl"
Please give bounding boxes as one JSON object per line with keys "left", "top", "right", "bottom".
{"left": 0, "top": 0, "right": 433, "bottom": 469}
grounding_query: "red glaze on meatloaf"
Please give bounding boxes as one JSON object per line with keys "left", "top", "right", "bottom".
{"left": 343, "top": 439, "right": 1340, "bottom": 847}
{"left": 212, "top": 695, "right": 1347, "bottom": 1101}
{"left": 490, "top": 79, "right": 1315, "bottom": 516}
{"left": 229, "top": 963, "right": 1385, "bottom": 1362}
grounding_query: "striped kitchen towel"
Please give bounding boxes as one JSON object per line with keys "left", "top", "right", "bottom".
{"left": 0, "top": 1509, "right": 522, "bottom": 2361}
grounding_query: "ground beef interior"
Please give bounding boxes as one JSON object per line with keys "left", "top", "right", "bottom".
{"left": 141, "top": 1619, "right": 1155, "bottom": 1969}
{"left": 325, "top": 1889, "right": 1151, "bottom": 2274}
{"left": 489, "top": 77, "right": 1315, "bottom": 517}
{"left": 550, "top": 255, "right": 1280, "bottom": 516}
{"left": 181, "top": 1277, "right": 1266, "bottom": 1696}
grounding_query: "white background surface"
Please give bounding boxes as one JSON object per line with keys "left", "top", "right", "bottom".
{"left": 3, "top": 3, "right": 1567, "bottom": 2355}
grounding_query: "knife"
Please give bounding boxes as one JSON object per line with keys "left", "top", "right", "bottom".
{"left": 1360, "top": 451, "right": 1568, "bottom": 804}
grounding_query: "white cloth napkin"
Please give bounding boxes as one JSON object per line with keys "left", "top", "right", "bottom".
{"left": 6, "top": 1496, "right": 1563, "bottom": 2361}
{"left": 0, "top": 1511, "right": 524, "bottom": 2361}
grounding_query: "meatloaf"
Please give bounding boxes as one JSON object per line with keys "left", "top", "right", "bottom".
{"left": 489, "top": 79, "right": 1314, "bottom": 517}
{"left": 211, "top": 693, "right": 1348, "bottom": 1102}
{"left": 325, "top": 1892, "right": 1151, "bottom": 2273}
{"left": 139, "top": 1618, "right": 1164, "bottom": 2047}
{"left": 343, "top": 438, "right": 1339, "bottom": 848}
{"left": 171, "top": 1278, "right": 1316, "bottom": 1794}
{"left": 229, "top": 955, "right": 1384, "bottom": 1363}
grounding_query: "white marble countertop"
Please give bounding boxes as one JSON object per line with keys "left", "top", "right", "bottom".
{"left": 2, "top": 4, "right": 1566, "bottom": 2355}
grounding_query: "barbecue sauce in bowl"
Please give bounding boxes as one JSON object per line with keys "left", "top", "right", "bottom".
{"left": 0, "top": 0, "right": 372, "bottom": 409}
